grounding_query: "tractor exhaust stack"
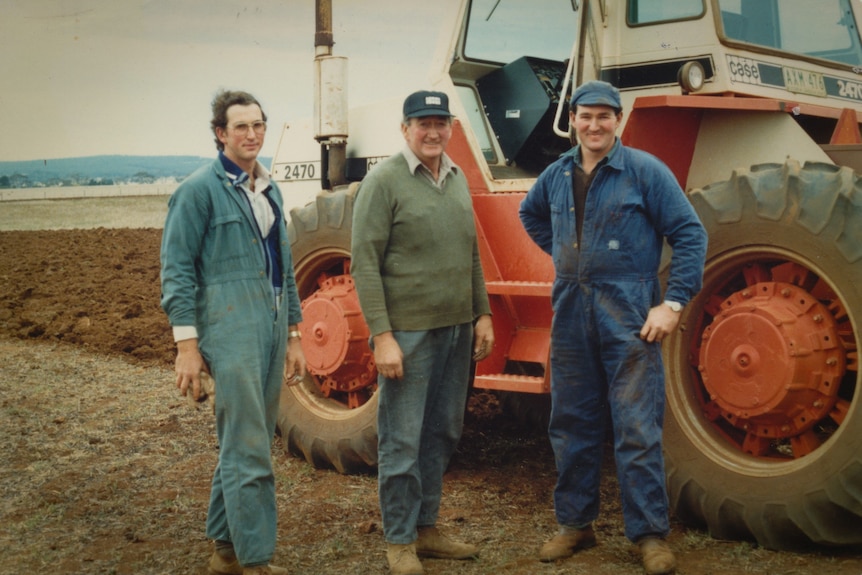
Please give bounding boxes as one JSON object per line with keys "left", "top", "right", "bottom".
{"left": 314, "top": 0, "right": 348, "bottom": 189}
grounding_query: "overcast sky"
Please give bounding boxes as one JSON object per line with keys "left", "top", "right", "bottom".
{"left": 0, "top": 0, "right": 454, "bottom": 162}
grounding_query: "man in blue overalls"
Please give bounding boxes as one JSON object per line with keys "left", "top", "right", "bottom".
{"left": 520, "top": 81, "right": 707, "bottom": 575}
{"left": 161, "top": 89, "right": 306, "bottom": 575}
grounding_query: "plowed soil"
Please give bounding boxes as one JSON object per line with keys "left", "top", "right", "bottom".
{"left": 0, "top": 227, "right": 174, "bottom": 369}
{"left": 1, "top": 215, "right": 861, "bottom": 574}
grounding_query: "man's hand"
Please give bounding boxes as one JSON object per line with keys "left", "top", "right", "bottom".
{"left": 639, "top": 303, "right": 681, "bottom": 343}
{"left": 472, "top": 314, "right": 495, "bottom": 361}
{"left": 284, "top": 336, "right": 307, "bottom": 386}
{"left": 373, "top": 331, "right": 404, "bottom": 380}
{"left": 175, "top": 338, "right": 208, "bottom": 400}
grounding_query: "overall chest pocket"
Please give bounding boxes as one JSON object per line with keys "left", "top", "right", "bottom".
{"left": 591, "top": 209, "right": 656, "bottom": 277}
{"left": 203, "top": 213, "right": 260, "bottom": 277}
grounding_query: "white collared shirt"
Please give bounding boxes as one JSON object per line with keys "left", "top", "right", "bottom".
{"left": 401, "top": 146, "right": 457, "bottom": 188}
{"left": 227, "top": 161, "right": 275, "bottom": 236}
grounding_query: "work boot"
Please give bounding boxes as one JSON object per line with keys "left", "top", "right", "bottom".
{"left": 538, "top": 525, "right": 597, "bottom": 562}
{"left": 386, "top": 542, "right": 424, "bottom": 575}
{"left": 208, "top": 552, "right": 289, "bottom": 575}
{"left": 415, "top": 526, "right": 479, "bottom": 559}
{"left": 639, "top": 537, "right": 677, "bottom": 575}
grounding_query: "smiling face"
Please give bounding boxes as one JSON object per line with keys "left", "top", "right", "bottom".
{"left": 216, "top": 103, "right": 266, "bottom": 173}
{"left": 570, "top": 104, "right": 622, "bottom": 161}
{"left": 401, "top": 115, "right": 452, "bottom": 171}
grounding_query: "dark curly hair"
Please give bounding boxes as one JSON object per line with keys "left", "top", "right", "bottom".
{"left": 210, "top": 90, "right": 268, "bottom": 151}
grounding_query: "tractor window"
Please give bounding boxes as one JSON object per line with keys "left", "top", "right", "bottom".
{"left": 627, "top": 0, "right": 705, "bottom": 25}
{"left": 717, "top": 0, "right": 862, "bottom": 67}
{"left": 464, "top": 0, "right": 576, "bottom": 64}
{"left": 455, "top": 85, "right": 497, "bottom": 163}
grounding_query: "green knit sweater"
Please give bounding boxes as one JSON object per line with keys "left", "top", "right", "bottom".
{"left": 350, "top": 152, "right": 491, "bottom": 336}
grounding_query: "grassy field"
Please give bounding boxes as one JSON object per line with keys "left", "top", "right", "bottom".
{"left": 0, "top": 195, "right": 169, "bottom": 231}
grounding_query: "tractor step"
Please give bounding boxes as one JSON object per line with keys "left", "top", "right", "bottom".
{"left": 484, "top": 280, "right": 552, "bottom": 297}
{"left": 473, "top": 373, "right": 547, "bottom": 393}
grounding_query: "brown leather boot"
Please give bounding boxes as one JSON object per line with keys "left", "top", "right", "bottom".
{"left": 208, "top": 552, "right": 289, "bottom": 575}
{"left": 415, "top": 526, "right": 479, "bottom": 559}
{"left": 386, "top": 542, "right": 424, "bottom": 575}
{"left": 538, "top": 525, "right": 597, "bottom": 562}
{"left": 639, "top": 537, "right": 677, "bottom": 575}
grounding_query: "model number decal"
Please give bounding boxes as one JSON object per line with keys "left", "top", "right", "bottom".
{"left": 838, "top": 79, "right": 862, "bottom": 101}
{"left": 278, "top": 162, "right": 319, "bottom": 181}
{"left": 273, "top": 157, "right": 388, "bottom": 183}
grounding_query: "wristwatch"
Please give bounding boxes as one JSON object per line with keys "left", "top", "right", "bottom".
{"left": 663, "top": 300, "right": 683, "bottom": 313}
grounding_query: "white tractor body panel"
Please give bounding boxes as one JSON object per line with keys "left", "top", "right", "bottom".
{"left": 687, "top": 111, "right": 834, "bottom": 190}
{"left": 273, "top": 98, "right": 405, "bottom": 214}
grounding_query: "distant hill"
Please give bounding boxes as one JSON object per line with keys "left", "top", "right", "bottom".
{"left": 0, "top": 155, "right": 271, "bottom": 188}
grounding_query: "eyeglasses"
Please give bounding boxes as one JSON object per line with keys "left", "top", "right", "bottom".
{"left": 229, "top": 121, "right": 267, "bottom": 135}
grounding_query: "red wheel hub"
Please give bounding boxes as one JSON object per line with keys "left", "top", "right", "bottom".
{"left": 299, "top": 275, "right": 375, "bottom": 406}
{"left": 698, "top": 281, "right": 845, "bottom": 440}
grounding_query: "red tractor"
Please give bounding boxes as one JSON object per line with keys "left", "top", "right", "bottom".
{"left": 272, "top": 0, "right": 862, "bottom": 550}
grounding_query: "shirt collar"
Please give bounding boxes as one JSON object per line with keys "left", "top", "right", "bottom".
{"left": 571, "top": 137, "right": 622, "bottom": 169}
{"left": 219, "top": 151, "right": 272, "bottom": 191}
{"left": 401, "top": 146, "right": 459, "bottom": 180}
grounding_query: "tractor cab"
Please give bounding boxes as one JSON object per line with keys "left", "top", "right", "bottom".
{"left": 443, "top": 0, "right": 862, "bottom": 188}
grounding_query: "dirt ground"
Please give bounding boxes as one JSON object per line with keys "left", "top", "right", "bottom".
{"left": 1, "top": 215, "right": 862, "bottom": 574}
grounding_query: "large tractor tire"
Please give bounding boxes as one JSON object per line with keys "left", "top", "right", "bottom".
{"left": 663, "top": 160, "right": 862, "bottom": 549}
{"left": 277, "top": 186, "right": 378, "bottom": 474}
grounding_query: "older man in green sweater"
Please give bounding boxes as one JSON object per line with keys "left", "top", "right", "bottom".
{"left": 350, "top": 90, "right": 495, "bottom": 575}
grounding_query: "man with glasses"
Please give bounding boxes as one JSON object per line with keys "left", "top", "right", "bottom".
{"left": 160, "top": 89, "right": 306, "bottom": 575}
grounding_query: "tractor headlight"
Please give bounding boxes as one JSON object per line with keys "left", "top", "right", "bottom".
{"left": 678, "top": 61, "right": 705, "bottom": 93}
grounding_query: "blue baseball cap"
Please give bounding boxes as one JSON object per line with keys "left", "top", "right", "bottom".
{"left": 570, "top": 80, "right": 622, "bottom": 112}
{"left": 403, "top": 90, "right": 453, "bottom": 118}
